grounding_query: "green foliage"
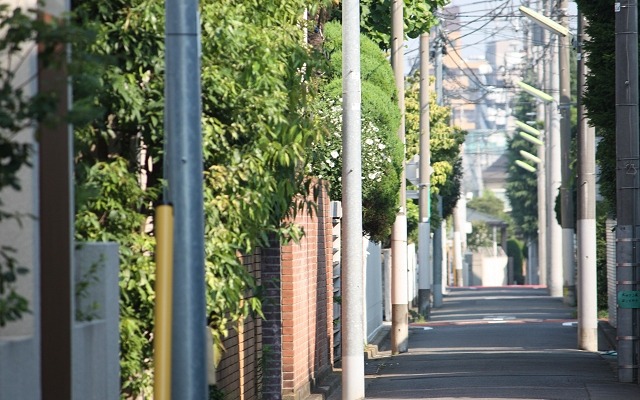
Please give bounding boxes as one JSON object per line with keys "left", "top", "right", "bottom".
{"left": 74, "top": 157, "right": 158, "bottom": 396}
{"left": 468, "top": 190, "right": 506, "bottom": 218}
{"left": 323, "top": 22, "right": 396, "bottom": 98}
{"left": 574, "top": 0, "right": 616, "bottom": 215}
{"left": 208, "top": 385, "right": 225, "bottom": 400}
{"left": 0, "top": 3, "right": 90, "bottom": 326}
{"left": 467, "top": 191, "right": 508, "bottom": 252}
{"left": 405, "top": 72, "right": 466, "bottom": 224}
{"left": 466, "top": 222, "right": 492, "bottom": 252}
{"left": 596, "top": 202, "right": 609, "bottom": 310}
{"left": 406, "top": 200, "right": 419, "bottom": 244}
{"left": 505, "top": 89, "right": 539, "bottom": 241}
{"left": 311, "top": 21, "right": 402, "bottom": 242}
{"left": 331, "top": 0, "right": 447, "bottom": 50}
{"left": 73, "top": 1, "right": 323, "bottom": 397}
{"left": 200, "top": 0, "right": 322, "bottom": 341}
{"left": 506, "top": 238, "right": 524, "bottom": 285}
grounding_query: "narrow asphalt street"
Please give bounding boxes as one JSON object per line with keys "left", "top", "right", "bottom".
{"left": 362, "top": 287, "right": 640, "bottom": 399}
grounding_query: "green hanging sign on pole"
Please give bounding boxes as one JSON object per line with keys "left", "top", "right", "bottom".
{"left": 618, "top": 290, "right": 640, "bottom": 309}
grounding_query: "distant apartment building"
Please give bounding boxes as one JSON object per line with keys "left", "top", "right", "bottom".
{"left": 438, "top": 5, "right": 524, "bottom": 208}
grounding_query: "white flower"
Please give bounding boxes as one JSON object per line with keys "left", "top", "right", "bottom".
{"left": 365, "top": 138, "right": 374, "bottom": 145}
{"left": 378, "top": 143, "right": 386, "bottom": 150}
{"left": 368, "top": 172, "right": 377, "bottom": 180}
{"left": 330, "top": 150, "right": 339, "bottom": 159}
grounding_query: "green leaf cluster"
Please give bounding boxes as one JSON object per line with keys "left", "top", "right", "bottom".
{"left": 332, "top": 0, "right": 447, "bottom": 50}
{"left": 574, "top": 0, "right": 616, "bottom": 215}
{"left": 0, "top": 4, "right": 89, "bottom": 326}
{"left": 505, "top": 89, "right": 539, "bottom": 241}
{"left": 466, "top": 190, "right": 510, "bottom": 252}
{"left": 72, "top": 1, "right": 322, "bottom": 396}
{"left": 405, "top": 72, "right": 466, "bottom": 225}
{"left": 310, "top": 21, "right": 403, "bottom": 242}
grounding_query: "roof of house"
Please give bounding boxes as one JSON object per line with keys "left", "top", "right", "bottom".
{"left": 466, "top": 207, "right": 508, "bottom": 227}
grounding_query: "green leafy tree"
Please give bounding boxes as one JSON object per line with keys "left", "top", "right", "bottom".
{"left": 466, "top": 222, "right": 492, "bottom": 252}
{"left": 311, "top": 21, "right": 403, "bottom": 242}
{"left": 331, "top": 0, "right": 448, "bottom": 50}
{"left": 506, "top": 238, "right": 525, "bottom": 284}
{"left": 574, "top": 0, "right": 615, "bottom": 311}
{"left": 405, "top": 72, "right": 466, "bottom": 225}
{"left": 574, "top": 0, "right": 615, "bottom": 214}
{"left": 466, "top": 190, "right": 508, "bottom": 253}
{"left": 505, "top": 89, "right": 539, "bottom": 241}
{"left": 0, "top": 4, "right": 91, "bottom": 326}
{"left": 73, "top": 1, "right": 324, "bottom": 397}
{"left": 468, "top": 189, "right": 507, "bottom": 219}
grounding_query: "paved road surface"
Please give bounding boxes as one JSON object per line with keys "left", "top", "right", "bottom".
{"left": 361, "top": 287, "right": 640, "bottom": 400}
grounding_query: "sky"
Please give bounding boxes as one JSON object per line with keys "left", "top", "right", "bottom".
{"left": 404, "top": 0, "right": 579, "bottom": 75}
{"left": 448, "top": 0, "right": 579, "bottom": 59}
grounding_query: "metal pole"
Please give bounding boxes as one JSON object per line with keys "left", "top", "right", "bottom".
{"left": 576, "top": 12, "right": 598, "bottom": 352}
{"left": 433, "top": 26, "right": 445, "bottom": 305}
{"left": 391, "top": 0, "right": 408, "bottom": 354}
{"left": 558, "top": 0, "right": 575, "bottom": 306}
{"left": 615, "top": 0, "right": 639, "bottom": 383}
{"left": 165, "top": 1, "right": 208, "bottom": 397}
{"left": 39, "top": 3, "right": 72, "bottom": 398}
{"left": 341, "top": 0, "right": 365, "bottom": 397}
{"left": 418, "top": 32, "right": 432, "bottom": 317}
{"left": 546, "top": 0, "right": 563, "bottom": 297}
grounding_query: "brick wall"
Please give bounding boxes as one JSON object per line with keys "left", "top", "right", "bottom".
{"left": 216, "top": 185, "right": 333, "bottom": 400}
{"left": 216, "top": 251, "right": 264, "bottom": 400}
{"left": 280, "top": 187, "right": 333, "bottom": 400}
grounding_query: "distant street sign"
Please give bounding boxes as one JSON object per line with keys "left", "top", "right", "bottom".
{"left": 618, "top": 290, "right": 640, "bottom": 309}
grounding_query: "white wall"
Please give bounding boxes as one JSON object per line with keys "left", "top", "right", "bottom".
{"left": 73, "top": 243, "right": 120, "bottom": 400}
{"left": 0, "top": 1, "right": 41, "bottom": 397}
{"left": 364, "top": 239, "right": 383, "bottom": 341}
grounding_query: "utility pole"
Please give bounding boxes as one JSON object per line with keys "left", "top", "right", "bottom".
{"left": 576, "top": 12, "right": 598, "bottom": 352}
{"left": 165, "top": 1, "right": 207, "bottom": 397}
{"left": 418, "top": 32, "right": 432, "bottom": 317}
{"left": 341, "top": 0, "right": 365, "bottom": 396}
{"left": 545, "top": 0, "right": 564, "bottom": 298}
{"left": 433, "top": 24, "right": 445, "bottom": 306}
{"left": 558, "top": 0, "right": 575, "bottom": 306}
{"left": 390, "top": 0, "right": 408, "bottom": 354}
{"left": 615, "top": 0, "right": 639, "bottom": 383}
{"left": 39, "top": 2, "right": 72, "bottom": 398}
{"left": 533, "top": 0, "right": 547, "bottom": 287}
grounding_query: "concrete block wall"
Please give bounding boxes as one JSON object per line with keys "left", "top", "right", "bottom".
{"left": 73, "top": 242, "right": 120, "bottom": 400}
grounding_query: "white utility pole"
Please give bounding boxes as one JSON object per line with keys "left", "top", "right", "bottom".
{"left": 576, "top": 12, "right": 598, "bottom": 352}
{"left": 417, "top": 32, "right": 432, "bottom": 317}
{"left": 558, "top": 0, "right": 575, "bottom": 306}
{"left": 534, "top": 0, "right": 547, "bottom": 287}
{"left": 341, "top": 0, "right": 365, "bottom": 397}
{"left": 433, "top": 25, "right": 446, "bottom": 304}
{"left": 545, "top": 0, "right": 564, "bottom": 298}
{"left": 390, "top": 0, "right": 408, "bottom": 354}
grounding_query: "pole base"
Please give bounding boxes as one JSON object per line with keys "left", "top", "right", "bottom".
{"left": 418, "top": 289, "right": 431, "bottom": 319}
{"left": 563, "top": 285, "right": 576, "bottom": 306}
{"left": 391, "top": 303, "right": 408, "bottom": 354}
